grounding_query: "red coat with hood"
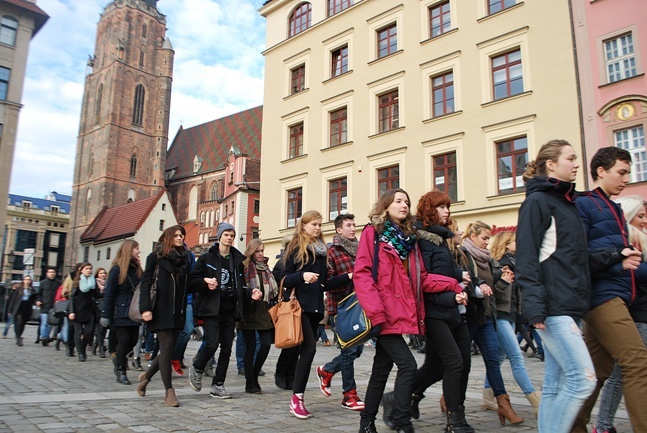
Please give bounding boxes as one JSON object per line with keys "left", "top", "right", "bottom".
{"left": 354, "top": 223, "right": 463, "bottom": 336}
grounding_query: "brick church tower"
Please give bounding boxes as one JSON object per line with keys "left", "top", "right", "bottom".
{"left": 65, "top": 0, "right": 174, "bottom": 268}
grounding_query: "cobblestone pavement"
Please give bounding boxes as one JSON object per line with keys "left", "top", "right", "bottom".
{"left": 0, "top": 326, "right": 632, "bottom": 432}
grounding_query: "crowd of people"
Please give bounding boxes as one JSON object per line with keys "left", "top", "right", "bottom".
{"left": 4, "top": 142, "right": 647, "bottom": 433}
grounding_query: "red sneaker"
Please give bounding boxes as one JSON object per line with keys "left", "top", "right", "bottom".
{"left": 289, "top": 394, "right": 312, "bottom": 419}
{"left": 342, "top": 389, "right": 365, "bottom": 411}
{"left": 171, "top": 359, "right": 184, "bottom": 376}
{"left": 316, "top": 365, "right": 334, "bottom": 397}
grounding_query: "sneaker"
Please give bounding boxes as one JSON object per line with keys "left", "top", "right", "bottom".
{"left": 189, "top": 366, "right": 203, "bottom": 392}
{"left": 210, "top": 384, "right": 232, "bottom": 399}
{"left": 359, "top": 420, "right": 378, "bottom": 433}
{"left": 289, "top": 394, "right": 312, "bottom": 419}
{"left": 316, "top": 365, "right": 334, "bottom": 397}
{"left": 171, "top": 359, "right": 184, "bottom": 376}
{"left": 342, "top": 389, "right": 365, "bottom": 411}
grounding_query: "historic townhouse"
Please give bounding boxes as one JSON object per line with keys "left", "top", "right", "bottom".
{"left": 258, "top": 0, "right": 584, "bottom": 258}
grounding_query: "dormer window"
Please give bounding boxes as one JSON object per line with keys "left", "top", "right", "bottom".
{"left": 50, "top": 205, "right": 59, "bottom": 214}
{"left": 193, "top": 155, "right": 203, "bottom": 174}
{"left": 22, "top": 201, "right": 32, "bottom": 209}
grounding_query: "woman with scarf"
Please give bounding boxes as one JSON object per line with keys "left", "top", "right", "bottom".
{"left": 136, "top": 226, "right": 192, "bottom": 407}
{"left": 68, "top": 262, "right": 101, "bottom": 362}
{"left": 101, "top": 240, "right": 142, "bottom": 384}
{"left": 7, "top": 276, "right": 37, "bottom": 347}
{"left": 354, "top": 189, "right": 463, "bottom": 433}
{"left": 280, "top": 210, "right": 330, "bottom": 419}
{"left": 92, "top": 267, "right": 108, "bottom": 357}
{"left": 241, "top": 239, "right": 278, "bottom": 394}
{"left": 460, "top": 221, "right": 523, "bottom": 425}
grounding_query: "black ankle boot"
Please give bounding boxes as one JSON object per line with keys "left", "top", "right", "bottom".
{"left": 458, "top": 405, "right": 474, "bottom": 433}
{"left": 117, "top": 370, "right": 131, "bottom": 385}
{"left": 132, "top": 357, "right": 143, "bottom": 371}
{"left": 410, "top": 393, "right": 425, "bottom": 420}
{"left": 359, "top": 420, "right": 378, "bottom": 433}
{"left": 99, "top": 345, "right": 106, "bottom": 358}
{"left": 55, "top": 339, "right": 62, "bottom": 351}
{"left": 445, "top": 409, "right": 469, "bottom": 433}
{"left": 381, "top": 391, "right": 395, "bottom": 430}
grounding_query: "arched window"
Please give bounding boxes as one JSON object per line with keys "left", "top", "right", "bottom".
{"left": 188, "top": 186, "right": 198, "bottom": 220}
{"left": 128, "top": 189, "right": 135, "bottom": 203}
{"left": 142, "top": 23, "right": 147, "bottom": 38}
{"left": 289, "top": 3, "right": 311, "bottom": 37}
{"left": 130, "top": 154, "right": 137, "bottom": 177}
{"left": 0, "top": 16, "right": 18, "bottom": 46}
{"left": 88, "top": 153, "right": 94, "bottom": 178}
{"left": 132, "top": 84, "right": 145, "bottom": 126}
{"left": 200, "top": 211, "right": 205, "bottom": 226}
{"left": 85, "top": 188, "right": 92, "bottom": 216}
{"left": 210, "top": 184, "right": 218, "bottom": 201}
{"left": 94, "top": 84, "right": 103, "bottom": 125}
{"left": 139, "top": 51, "right": 144, "bottom": 66}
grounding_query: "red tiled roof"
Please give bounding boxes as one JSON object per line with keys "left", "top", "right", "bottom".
{"left": 80, "top": 191, "right": 165, "bottom": 244}
{"left": 166, "top": 106, "right": 262, "bottom": 180}
{"left": 182, "top": 221, "right": 199, "bottom": 248}
{"left": 1, "top": 0, "right": 49, "bottom": 35}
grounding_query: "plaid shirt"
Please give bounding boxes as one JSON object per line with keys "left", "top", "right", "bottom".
{"left": 326, "top": 236, "right": 356, "bottom": 318}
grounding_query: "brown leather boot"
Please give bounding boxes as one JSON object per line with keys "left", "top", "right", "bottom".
{"left": 136, "top": 373, "right": 149, "bottom": 397}
{"left": 164, "top": 388, "right": 180, "bottom": 407}
{"left": 495, "top": 394, "right": 523, "bottom": 425}
{"left": 525, "top": 391, "right": 540, "bottom": 418}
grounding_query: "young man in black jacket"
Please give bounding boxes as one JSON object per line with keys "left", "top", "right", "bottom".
{"left": 38, "top": 267, "right": 61, "bottom": 345}
{"left": 188, "top": 222, "right": 245, "bottom": 399}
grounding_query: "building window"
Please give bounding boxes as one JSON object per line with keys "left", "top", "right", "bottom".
{"left": 97, "top": 250, "right": 101, "bottom": 261}
{"left": 83, "top": 247, "right": 89, "bottom": 263}
{"left": 287, "top": 188, "right": 303, "bottom": 228}
{"left": 159, "top": 220, "right": 165, "bottom": 231}
{"left": 132, "top": 84, "right": 145, "bottom": 126}
{"left": 378, "top": 165, "right": 400, "bottom": 196}
{"left": 329, "top": 177, "right": 347, "bottom": 221}
{"left": 224, "top": 204, "right": 228, "bottom": 216}
{"left": 291, "top": 64, "right": 305, "bottom": 94}
{"left": 331, "top": 45, "right": 348, "bottom": 77}
{"left": 139, "top": 51, "right": 145, "bottom": 67}
{"left": 492, "top": 49, "right": 523, "bottom": 100}
{"left": 230, "top": 200, "right": 234, "bottom": 215}
{"left": 429, "top": 1, "right": 451, "bottom": 38}
{"left": 433, "top": 152, "right": 458, "bottom": 202}
{"left": 94, "top": 84, "right": 103, "bottom": 125}
{"left": 22, "top": 200, "right": 31, "bottom": 209}
{"left": 432, "top": 71, "right": 454, "bottom": 117}
{"left": 488, "top": 0, "right": 515, "bottom": 15}
{"left": 289, "top": 2, "right": 311, "bottom": 37}
{"left": 328, "top": 0, "right": 352, "bottom": 16}
{"left": 210, "top": 185, "right": 218, "bottom": 201}
{"left": 289, "top": 122, "right": 304, "bottom": 158}
{"left": 130, "top": 154, "right": 137, "bottom": 177}
{"left": 377, "top": 23, "right": 397, "bottom": 59}
{"left": 0, "top": 66, "right": 10, "bottom": 101}
{"left": 142, "top": 24, "right": 147, "bottom": 38}
{"left": 50, "top": 205, "right": 60, "bottom": 214}
{"left": 378, "top": 90, "right": 399, "bottom": 133}
{"left": 15, "top": 230, "right": 37, "bottom": 251}
{"left": 106, "top": 248, "right": 111, "bottom": 260}
{"left": 330, "top": 107, "right": 348, "bottom": 147}
{"left": 496, "top": 136, "right": 528, "bottom": 194}
{"left": 253, "top": 199, "right": 260, "bottom": 214}
{"left": 162, "top": 203, "right": 166, "bottom": 211}
{"left": 605, "top": 33, "right": 637, "bottom": 83}
{"left": 251, "top": 227, "right": 260, "bottom": 239}
{"left": 615, "top": 125, "right": 646, "bottom": 182}
{"left": 0, "top": 16, "right": 17, "bottom": 46}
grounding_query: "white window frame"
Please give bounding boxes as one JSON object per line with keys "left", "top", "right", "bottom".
{"left": 615, "top": 125, "right": 646, "bottom": 183}
{"left": 604, "top": 32, "right": 637, "bottom": 83}
{"left": 323, "top": 28, "right": 353, "bottom": 81}
{"left": 284, "top": 49, "right": 310, "bottom": 98}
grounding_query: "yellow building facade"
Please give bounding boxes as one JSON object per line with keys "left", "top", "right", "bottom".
{"left": 258, "top": 0, "right": 584, "bottom": 257}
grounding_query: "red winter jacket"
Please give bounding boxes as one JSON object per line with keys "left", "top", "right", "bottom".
{"left": 354, "top": 224, "right": 462, "bottom": 336}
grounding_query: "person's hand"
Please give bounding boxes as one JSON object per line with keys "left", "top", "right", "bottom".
{"left": 501, "top": 268, "right": 514, "bottom": 283}
{"left": 461, "top": 271, "right": 471, "bottom": 285}
{"left": 100, "top": 318, "right": 110, "bottom": 328}
{"left": 532, "top": 322, "right": 545, "bottom": 330}
{"left": 455, "top": 291, "right": 468, "bottom": 306}
{"left": 480, "top": 283, "right": 493, "bottom": 296}
{"left": 36, "top": 301, "right": 42, "bottom": 307}
{"left": 251, "top": 288, "right": 262, "bottom": 301}
{"left": 303, "top": 272, "right": 319, "bottom": 284}
{"left": 142, "top": 311, "right": 152, "bottom": 322}
{"left": 68, "top": 313, "right": 75, "bottom": 320}
{"left": 204, "top": 277, "right": 218, "bottom": 290}
{"left": 622, "top": 248, "right": 641, "bottom": 270}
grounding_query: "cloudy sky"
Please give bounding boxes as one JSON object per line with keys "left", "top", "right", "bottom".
{"left": 10, "top": 0, "right": 266, "bottom": 197}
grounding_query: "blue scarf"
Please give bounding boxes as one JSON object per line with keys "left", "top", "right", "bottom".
{"left": 79, "top": 274, "right": 96, "bottom": 293}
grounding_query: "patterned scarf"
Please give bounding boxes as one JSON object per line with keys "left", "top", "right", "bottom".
{"left": 462, "top": 237, "right": 491, "bottom": 271}
{"left": 245, "top": 257, "right": 279, "bottom": 303}
{"left": 336, "top": 234, "right": 358, "bottom": 259}
{"left": 309, "top": 239, "right": 328, "bottom": 257}
{"left": 379, "top": 220, "right": 416, "bottom": 260}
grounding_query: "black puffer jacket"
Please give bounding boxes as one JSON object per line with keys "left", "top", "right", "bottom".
{"left": 493, "top": 253, "right": 521, "bottom": 322}
{"left": 281, "top": 248, "right": 328, "bottom": 318}
{"left": 516, "top": 176, "right": 591, "bottom": 325}
{"left": 102, "top": 262, "right": 141, "bottom": 327}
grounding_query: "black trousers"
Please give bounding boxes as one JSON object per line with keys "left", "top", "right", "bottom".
{"left": 360, "top": 334, "right": 417, "bottom": 429}
{"left": 243, "top": 328, "right": 272, "bottom": 388}
{"left": 114, "top": 326, "right": 139, "bottom": 372}
{"left": 193, "top": 312, "right": 235, "bottom": 385}
{"left": 413, "top": 318, "right": 471, "bottom": 410}
{"left": 73, "top": 319, "right": 94, "bottom": 355}
{"left": 14, "top": 301, "right": 31, "bottom": 339}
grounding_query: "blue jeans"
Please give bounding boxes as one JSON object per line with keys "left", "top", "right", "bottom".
{"left": 39, "top": 313, "right": 51, "bottom": 340}
{"left": 172, "top": 303, "right": 193, "bottom": 361}
{"left": 596, "top": 321, "right": 647, "bottom": 431}
{"left": 323, "top": 342, "right": 364, "bottom": 392}
{"left": 536, "top": 316, "right": 596, "bottom": 433}
{"left": 3, "top": 314, "right": 14, "bottom": 336}
{"left": 235, "top": 328, "right": 259, "bottom": 370}
{"left": 318, "top": 323, "right": 329, "bottom": 342}
{"left": 58, "top": 317, "right": 69, "bottom": 343}
{"left": 468, "top": 318, "right": 506, "bottom": 396}
{"left": 485, "top": 319, "right": 535, "bottom": 394}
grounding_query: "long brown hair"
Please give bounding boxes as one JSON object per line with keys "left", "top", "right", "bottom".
{"left": 72, "top": 262, "right": 93, "bottom": 288}
{"left": 158, "top": 225, "right": 185, "bottom": 258}
{"left": 416, "top": 190, "right": 452, "bottom": 228}
{"left": 369, "top": 188, "right": 416, "bottom": 236}
{"left": 243, "top": 239, "right": 264, "bottom": 268}
{"left": 111, "top": 240, "right": 142, "bottom": 285}
{"left": 523, "top": 139, "right": 572, "bottom": 182}
{"left": 283, "top": 210, "right": 326, "bottom": 269}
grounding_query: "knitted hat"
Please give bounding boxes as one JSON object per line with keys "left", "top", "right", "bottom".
{"left": 217, "top": 222, "right": 236, "bottom": 241}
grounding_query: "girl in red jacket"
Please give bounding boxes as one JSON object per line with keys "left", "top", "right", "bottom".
{"left": 354, "top": 189, "right": 463, "bottom": 433}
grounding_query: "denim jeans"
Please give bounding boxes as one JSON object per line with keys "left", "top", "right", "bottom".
{"left": 596, "top": 321, "right": 647, "bottom": 431}
{"left": 3, "top": 314, "right": 13, "bottom": 336}
{"left": 172, "top": 303, "right": 193, "bottom": 361}
{"left": 235, "top": 328, "right": 259, "bottom": 370}
{"left": 468, "top": 318, "right": 506, "bottom": 396}
{"left": 58, "top": 317, "right": 69, "bottom": 343}
{"left": 39, "top": 313, "right": 51, "bottom": 340}
{"left": 323, "top": 340, "right": 364, "bottom": 392}
{"left": 484, "top": 319, "right": 535, "bottom": 394}
{"left": 536, "top": 315, "right": 596, "bottom": 433}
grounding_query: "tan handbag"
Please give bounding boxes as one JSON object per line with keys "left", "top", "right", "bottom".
{"left": 268, "top": 278, "right": 303, "bottom": 349}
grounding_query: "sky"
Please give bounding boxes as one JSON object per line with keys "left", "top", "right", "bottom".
{"left": 9, "top": 0, "right": 267, "bottom": 197}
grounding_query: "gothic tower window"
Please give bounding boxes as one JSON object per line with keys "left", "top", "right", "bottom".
{"left": 94, "top": 84, "right": 103, "bottom": 125}
{"left": 139, "top": 51, "right": 144, "bottom": 66}
{"left": 210, "top": 184, "right": 218, "bottom": 201}
{"left": 142, "top": 23, "right": 147, "bottom": 38}
{"left": 130, "top": 154, "right": 137, "bottom": 177}
{"left": 88, "top": 153, "right": 94, "bottom": 178}
{"left": 85, "top": 188, "right": 92, "bottom": 216}
{"left": 128, "top": 189, "right": 135, "bottom": 203}
{"left": 132, "top": 84, "right": 145, "bottom": 126}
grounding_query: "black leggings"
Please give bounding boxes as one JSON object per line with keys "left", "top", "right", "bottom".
{"left": 292, "top": 312, "right": 320, "bottom": 394}
{"left": 73, "top": 320, "right": 95, "bottom": 355}
{"left": 243, "top": 328, "right": 272, "bottom": 387}
{"left": 115, "top": 326, "right": 139, "bottom": 372}
{"left": 145, "top": 329, "right": 179, "bottom": 390}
